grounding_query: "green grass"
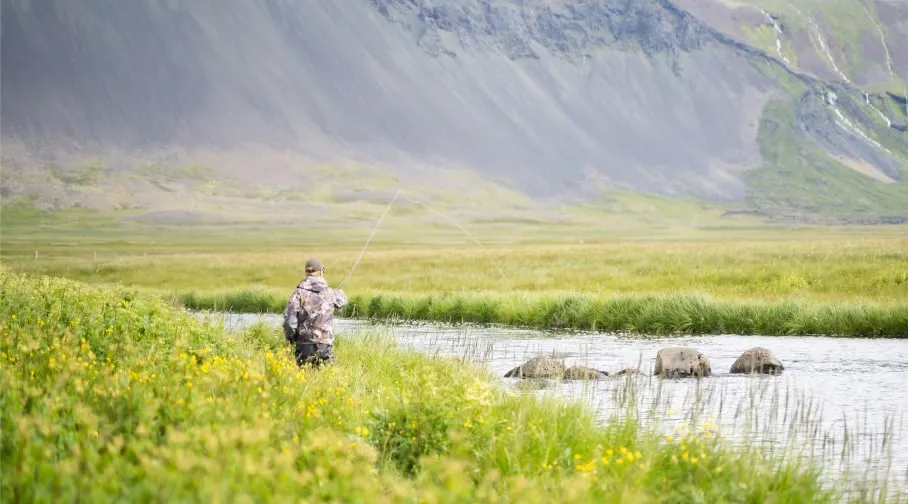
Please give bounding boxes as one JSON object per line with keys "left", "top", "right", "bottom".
{"left": 5, "top": 231, "right": 908, "bottom": 302}
{"left": 744, "top": 0, "right": 887, "bottom": 84}
{"left": 177, "top": 290, "right": 907, "bottom": 338}
{"left": 746, "top": 98, "right": 908, "bottom": 222}
{"left": 347, "top": 291, "right": 905, "bottom": 337}
{"left": 743, "top": 23, "right": 799, "bottom": 70}
{"left": 755, "top": 58, "right": 807, "bottom": 96}
{"left": 0, "top": 268, "right": 857, "bottom": 502}
{"left": 48, "top": 159, "right": 106, "bottom": 186}
{"left": 2, "top": 205, "right": 906, "bottom": 337}
{"left": 135, "top": 162, "right": 218, "bottom": 182}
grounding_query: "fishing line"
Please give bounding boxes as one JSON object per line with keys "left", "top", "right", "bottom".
{"left": 339, "top": 188, "right": 402, "bottom": 289}
{"left": 402, "top": 196, "right": 507, "bottom": 281}
{"left": 338, "top": 189, "right": 508, "bottom": 288}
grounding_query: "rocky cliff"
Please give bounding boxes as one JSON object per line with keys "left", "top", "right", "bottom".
{"left": 2, "top": 0, "right": 907, "bottom": 221}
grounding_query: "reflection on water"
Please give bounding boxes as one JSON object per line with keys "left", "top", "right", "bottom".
{"left": 204, "top": 312, "right": 908, "bottom": 497}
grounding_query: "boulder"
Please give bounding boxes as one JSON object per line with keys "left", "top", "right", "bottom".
{"left": 612, "top": 368, "right": 644, "bottom": 377}
{"left": 653, "top": 347, "right": 711, "bottom": 378}
{"left": 504, "top": 356, "right": 565, "bottom": 379}
{"left": 563, "top": 366, "right": 608, "bottom": 380}
{"left": 729, "top": 347, "right": 784, "bottom": 375}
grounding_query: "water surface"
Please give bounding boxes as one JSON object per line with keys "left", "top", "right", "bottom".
{"left": 207, "top": 313, "right": 908, "bottom": 495}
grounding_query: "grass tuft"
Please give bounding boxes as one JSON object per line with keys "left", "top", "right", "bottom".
{"left": 179, "top": 288, "right": 286, "bottom": 313}
{"left": 178, "top": 290, "right": 908, "bottom": 338}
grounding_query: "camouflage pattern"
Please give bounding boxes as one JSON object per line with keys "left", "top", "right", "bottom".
{"left": 283, "top": 275, "right": 348, "bottom": 346}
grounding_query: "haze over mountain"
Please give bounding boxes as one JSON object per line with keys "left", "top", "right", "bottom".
{"left": 2, "top": 0, "right": 907, "bottom": 223}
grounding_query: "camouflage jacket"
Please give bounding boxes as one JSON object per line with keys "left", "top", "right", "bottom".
{"left": 282, "top": 276, "right": 348, "bottom": 345}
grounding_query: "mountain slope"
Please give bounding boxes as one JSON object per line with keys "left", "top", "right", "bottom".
{"left": 2, "top": 0, "right": 907, "bottom": 222}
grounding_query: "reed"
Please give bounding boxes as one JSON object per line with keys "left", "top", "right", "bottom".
{"left": 176, "top": 289, "right": 908, "bottom": 338}
{"left": 178, "top": 288, "right": 286, "bottom": 313}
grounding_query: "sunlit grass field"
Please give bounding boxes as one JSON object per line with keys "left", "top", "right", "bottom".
{"left": 5, "top": 238, "right": 907, "bottom": 300}
{"left": 0, "top": 268, "right": 857, "bottom": 502}
{"left": 6, "top": 237, "right": 907, "bottom": 337}
{"left": 2, "top": 205, "right": 906, "bottom": 336}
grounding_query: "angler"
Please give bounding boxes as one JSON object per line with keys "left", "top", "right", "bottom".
{"left": 282, "top": 258, "right": 348, "bottom": 368}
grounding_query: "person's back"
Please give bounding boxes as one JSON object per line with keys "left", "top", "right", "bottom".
{"left": 283, "top": 258, "right": 347, "bottom": 367}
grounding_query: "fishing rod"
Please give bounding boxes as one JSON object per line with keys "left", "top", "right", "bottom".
{"left": 338, "top": 188, "right": 402, "bottom": 289}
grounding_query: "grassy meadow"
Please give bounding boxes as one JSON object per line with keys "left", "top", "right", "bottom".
{"left": 3, "top": 211, "right": 906, "bottom": 336}
{"left": 0, "top": 268, "right": 872, "bottom": 502}
{"left": 2, "top": 202, "right": 907, "bottom": 336}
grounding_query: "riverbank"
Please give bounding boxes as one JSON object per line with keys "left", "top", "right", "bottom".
{"left": 6, "top": 233, "right": 906, "bottom": 337}
{"left": 178, "top": 289, "right": 908, "bottom": 338}
{"left": 0, "top": 269, "right": 844, "bottom": 502}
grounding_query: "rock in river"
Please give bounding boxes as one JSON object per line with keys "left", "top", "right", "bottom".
{"left": 504, "top": 356, "right": 565, "bottom": 379}
{"left": 563, "top": 366, "right": 608, "bottom": 380}
{"left": 653, "top": 347, "right": 711, "bottom": 378}
{"left": 730, "top": 347, "right": 784, "bottom": 375}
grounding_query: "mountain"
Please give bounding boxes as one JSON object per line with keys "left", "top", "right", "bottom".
{"left": 2, "top": 0, "right": 907, "bottom": 223}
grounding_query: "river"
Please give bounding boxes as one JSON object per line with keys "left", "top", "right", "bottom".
{"left": 205, "top": 312, "right": 908, "bottom": 497}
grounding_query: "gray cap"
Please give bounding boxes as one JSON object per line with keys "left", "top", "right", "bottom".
{"left": 305, "top": 258, "right": 325, "bottom": 274}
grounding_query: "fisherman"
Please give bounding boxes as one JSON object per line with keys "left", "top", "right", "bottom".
{"left": 283, "top": 258, "right": 348, "bottom": 368}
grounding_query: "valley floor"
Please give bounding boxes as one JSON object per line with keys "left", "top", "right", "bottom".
{"left": 2, "top": 212, "right": 906, "bottom": 337}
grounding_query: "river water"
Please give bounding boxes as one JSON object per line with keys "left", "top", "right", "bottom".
{"left": 206, "top": 313, "right": 908, "bottom": 496}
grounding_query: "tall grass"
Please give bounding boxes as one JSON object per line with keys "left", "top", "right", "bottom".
{"left": 537, "top": 367, "right": 906, "bottom": 502}
{"left": 178, "top": 288, "right": 286, "bottom": 313}
{"left": 177, "top": 289, "right": 908, "bottom": 338}
{"left": 6, "top": 238, "right": 907, "bottom": 305}
{"left": 392, "top": 327, "right": 907, "bottom": 501}
{"left": 5, "top": 234, "right": 906, "bottom": 336}
{"left": 0, "top": 269, "right": 846, "bottom": 502}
